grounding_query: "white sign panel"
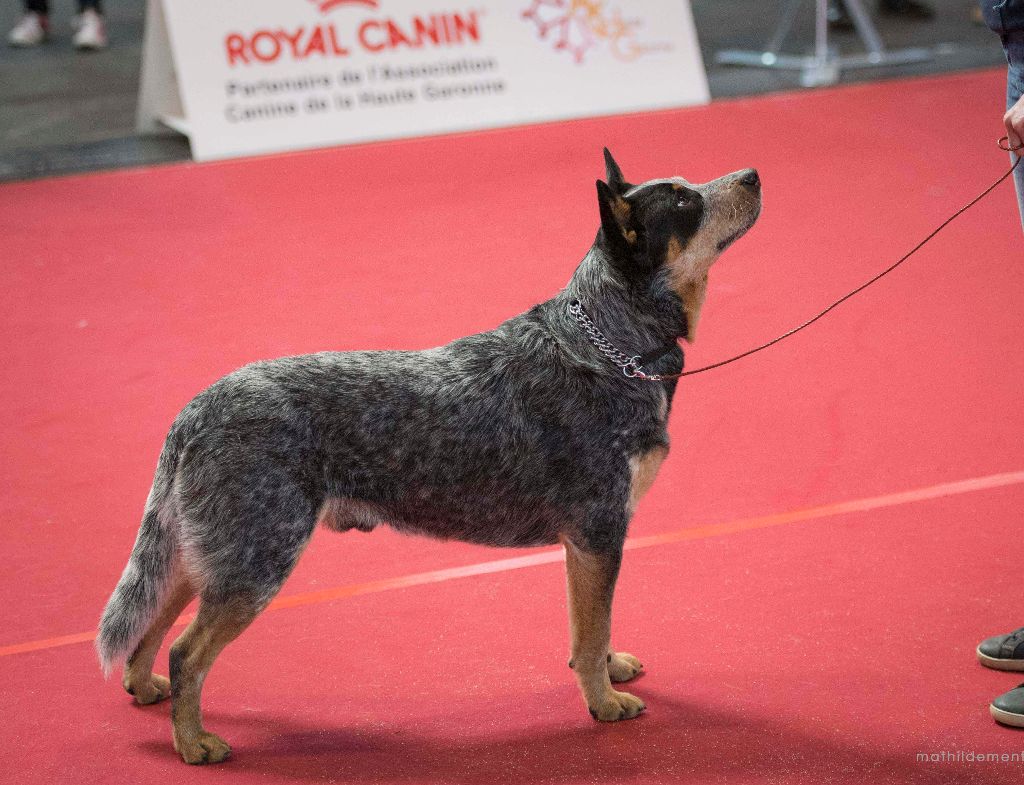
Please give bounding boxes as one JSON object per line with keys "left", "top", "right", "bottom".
{"left": 139, "top": 0, "right": 710, "bottom": 161}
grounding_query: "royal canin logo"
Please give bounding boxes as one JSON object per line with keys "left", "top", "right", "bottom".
{"left": 226, "top": 0, "right": 482, "bottom": 66}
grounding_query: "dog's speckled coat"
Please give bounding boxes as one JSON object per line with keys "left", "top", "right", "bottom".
{"left": 96, "top": 150, "right": 761, "bottom": 764}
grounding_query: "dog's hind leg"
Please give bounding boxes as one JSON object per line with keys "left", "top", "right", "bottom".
{"left": 563, "top": 538, "right": 645, "bottom": 722}
{"left": 165, "top": 493, "right": 317, "bottom": 764}
{"left": 123, "top": 570, "right": 196, "bottom": 705}
{"left": 168, "top": 595, "right": 264, "bottom": 765}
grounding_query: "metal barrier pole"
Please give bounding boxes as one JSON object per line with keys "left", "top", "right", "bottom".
{"left": 715, "top": 0, "right": 933, "bottom": 87}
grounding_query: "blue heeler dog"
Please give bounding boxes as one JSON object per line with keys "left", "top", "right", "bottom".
{"left": 96, "top": 150, "right": 762, "bottom": 764}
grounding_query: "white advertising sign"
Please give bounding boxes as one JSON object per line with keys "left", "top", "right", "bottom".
{"left": 138, "top": 0, "right": 710, "bottom": 161}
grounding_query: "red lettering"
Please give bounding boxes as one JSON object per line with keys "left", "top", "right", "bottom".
{"left": 386, "top": 20, "right": 412, "bottom": 48}
{"left": 279, "top": 27, "right": 305, "bottom": 59}
{"left": 302, "top": 26, "right": 326, "bottom": 58}
{"left": 358, "top": 20, "right": 385, "bottom": 52}
{"left": 225, "top": 33, "right": 248, "bottom": 66}
{"left": 328, "top": 25, "right": 350, "bottom": 55}
{"left": 413, "top": 16, "right": 440, "bottom": 46}
{"left": 231, "top": 11, "right": 479, "bottom": 62}
{"left": 451, "top": 12, "right": 479, "bottom": 44}
{"left": 251, "top": 31, "right": 282, "bottom": 62}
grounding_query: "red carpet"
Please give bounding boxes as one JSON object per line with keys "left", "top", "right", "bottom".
{"left": 2, "top": 68, "right": 1023, "bottom": 783}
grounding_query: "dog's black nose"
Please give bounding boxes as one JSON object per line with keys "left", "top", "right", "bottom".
{"left": 739, "top": 169, "right": 760, "bottom": 188}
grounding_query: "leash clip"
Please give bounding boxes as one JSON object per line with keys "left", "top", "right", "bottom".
{"left": 622, "top": 357, "right": 644, "bottom": 378}
{"left": 999, "top": 135, "right": 1024, "bottom": 152}
{"left": 622, "top": 357, "right": 663, "bottom": 381}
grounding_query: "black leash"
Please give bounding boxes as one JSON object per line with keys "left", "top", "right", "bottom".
{"left": 577, "top": 139, "right": 1022, "bottom": 382}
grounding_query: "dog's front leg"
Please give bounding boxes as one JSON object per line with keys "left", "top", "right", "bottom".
{"left": 563, "top": 538, "right": 646, "bottom": 721}
{"left": 607, "top": 648, "right": 644, "bottom": 683}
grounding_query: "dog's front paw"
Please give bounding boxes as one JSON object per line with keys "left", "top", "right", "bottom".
{"left": 174, "top": 730, "right": 232, "bottom": 765}
{"left": 589, "top": 690, "right": 646, "bottom": 722}
{"left": 123, "top": 673, "right": 171, "bottom": 705}
{"left": 608, "top": 651, "right": 643, "bottom": 683}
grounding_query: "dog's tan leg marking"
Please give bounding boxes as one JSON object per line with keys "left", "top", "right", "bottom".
{"left": 563, "top": 539, "right": 645, "bottom": 721}
{"left": 628, "top": 445, "right": 668, "bottom": 516}
{"left": 123, "top": 571, "right": 196, "bottom": 705}
{"left": 601, "top": 446, "right": 667, "bottom": 685}
{"left": 168, "top": 599, "right": 260, "bottom": 765}
{"left": 607, "top": 649, "right": 644, "bottom": 683}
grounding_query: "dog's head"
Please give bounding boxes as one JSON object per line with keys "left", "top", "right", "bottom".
{"left": 595, "top": 149, "right": 761, "bottom": 341}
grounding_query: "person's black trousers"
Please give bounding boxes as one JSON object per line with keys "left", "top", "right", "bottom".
{"left": 24, "top": 0, "right": 102, "bottom": 14}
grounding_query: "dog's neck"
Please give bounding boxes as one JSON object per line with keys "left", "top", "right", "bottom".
{"left": 560, "top": 245, "right": 688, "bottom": 358}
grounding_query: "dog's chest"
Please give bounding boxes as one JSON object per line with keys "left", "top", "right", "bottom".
{"left": 605, "top": 385, "right": 670, "bottom": 456}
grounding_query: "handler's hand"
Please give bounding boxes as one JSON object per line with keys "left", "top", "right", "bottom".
{"left": 1007, "top": 94, "right": 1024, "bottom": 152}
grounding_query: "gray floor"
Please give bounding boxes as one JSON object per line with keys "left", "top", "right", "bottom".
{"left": 0, "top": 0, "right": 1007, "bottom": 182}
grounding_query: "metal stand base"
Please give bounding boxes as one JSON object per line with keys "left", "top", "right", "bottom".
{"left": 714, "top": 0, "right": 933, "bottom": 87}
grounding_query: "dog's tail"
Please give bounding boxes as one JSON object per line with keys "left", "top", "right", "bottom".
{"left": 95, "top": 440, "right": 182, "bottom": 677}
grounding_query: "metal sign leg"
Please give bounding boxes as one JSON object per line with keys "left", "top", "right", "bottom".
{"left": 715, "top": 0, "right": 933, "bottom": 87}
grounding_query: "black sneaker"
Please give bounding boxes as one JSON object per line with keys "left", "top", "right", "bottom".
{"left": 977, "top": 628, "right": 1024, "bottom": 671}
{"left": 991, "top": 684, "right": 1024, "bottom": 728}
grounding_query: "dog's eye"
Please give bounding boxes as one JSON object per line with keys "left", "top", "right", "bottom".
{"left": 677, "top": 192, "right": 693, "bottom": 208}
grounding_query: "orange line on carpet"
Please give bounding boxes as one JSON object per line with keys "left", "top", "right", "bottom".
{"left": 4, "top": 469, "right": 1023, "bottom": 659}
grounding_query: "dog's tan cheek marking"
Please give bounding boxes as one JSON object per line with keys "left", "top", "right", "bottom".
{"left": 628, "top": 445, "right": 668, "bottom": 515}
{"left": 664, "top": 236, "right": 683, "bottom": 266}
{"left": 677, "top": 273, "right": 708, "bottom": 343}
{"left": 666, "top": 232, "right": 716, "bottom": 342}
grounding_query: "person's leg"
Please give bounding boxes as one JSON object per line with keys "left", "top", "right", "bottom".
{"left": 832, "top": 0, "right": 934, "bottom": 30}
{"left": 879, "top": 0, "right": 934, "bottom": 19}
{"left": 8, "top": 0, "right": 49, "bottom": 46}
{"left": 1006, "top": 38, "right": 1024, "bottom": 232}
{"left": 72, "top": 0, "right": 106, "bottom": 50}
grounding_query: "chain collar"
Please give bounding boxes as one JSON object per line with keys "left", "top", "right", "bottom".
{"left": 567, "top": 300, "right": 678, "bottom": 381}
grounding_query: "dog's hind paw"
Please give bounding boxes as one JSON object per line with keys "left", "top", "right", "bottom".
{"left": 123, "top": 673, "right": 171, "bottom": 705}
{"left": 608, "top": 651, "right": 643, "bottom": 683}
{"left": 174, "top": 731, "right": 232, "bottom": 765}
{"left": 589, "top": 690, "right": 646, "bottom": 722}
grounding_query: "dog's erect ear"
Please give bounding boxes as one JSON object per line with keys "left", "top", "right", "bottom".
{"left": 603, "top": 148, "right": 631, "bottom": 194}
{"left": 597, "top": 179, "right": 637, "bottom": 252}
